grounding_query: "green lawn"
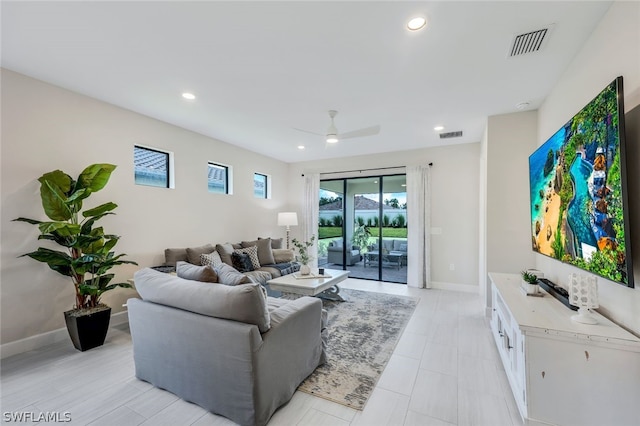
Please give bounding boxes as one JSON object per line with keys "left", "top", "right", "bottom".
{"left": 318, "top": 227, "right": 407, "bottom": 239}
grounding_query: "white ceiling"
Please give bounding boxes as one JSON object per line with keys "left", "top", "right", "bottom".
{"left": 1, "top": 1, "right": 612, "bottom": 163}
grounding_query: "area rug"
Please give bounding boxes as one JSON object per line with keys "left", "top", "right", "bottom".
{"left": 298, "top": 288, "right": 418, "bottom": 410}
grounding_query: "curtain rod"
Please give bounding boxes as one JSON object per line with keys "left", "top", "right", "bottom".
{"left": 302, "top": 163, "right": 432, "bottom": 177}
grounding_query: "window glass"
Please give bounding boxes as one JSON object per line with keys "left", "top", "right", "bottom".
{"left": 208, "top": 163, "right": 229, "bottom": 194}
{"left": 254, "top": 173, "right": 268, "bottom": 198}
{"left": 134, "top": 146, "right": 169, "bottom": 188}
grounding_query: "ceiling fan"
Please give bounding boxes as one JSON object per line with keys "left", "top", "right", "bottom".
{"left": 294, "top": 110, "right": 380, "bottom": 144}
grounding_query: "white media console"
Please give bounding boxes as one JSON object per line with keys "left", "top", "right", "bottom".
{"left": 488, "top": 272, "right": 640, "bottom": 426}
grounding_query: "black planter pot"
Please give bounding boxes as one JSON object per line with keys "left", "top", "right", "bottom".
{"left": 64, "top": 306, "right": 111, "bottom": 352}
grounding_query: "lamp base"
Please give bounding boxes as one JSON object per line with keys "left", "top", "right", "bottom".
{"left": 571, "top": 307, "right": 598, "bottom": 325}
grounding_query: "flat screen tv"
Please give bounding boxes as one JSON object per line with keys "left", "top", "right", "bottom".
{"left": 529, "top": 76, "right": 633, "bottom": 288}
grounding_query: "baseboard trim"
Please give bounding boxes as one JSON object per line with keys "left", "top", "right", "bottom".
{"left": 0, "top": 311, "right": 129, "bottom": 359}
{"left": 430, "top": 281, "right": 479, "bottom": 293}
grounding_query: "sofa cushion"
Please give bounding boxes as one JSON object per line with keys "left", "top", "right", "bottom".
{"left": 186, "top": 244, "right": 215, "bottom": 265}
{"left": 165, "top": 248, "right": 188, "bottom": 266}
{"left": 241, "top": 238, "right": 275, "bottom": 265}
{"left": 216, "top": 243, "right": 236, "bottom": 266}
{"left": 260, "top": 237, "right": 283, "bottom": 249}
{"left": 133, "top": 268, "right": 270, "bottom": 332}
{"left": 176, "top": 261, "right": 218, "bottom": 283}
{"left": 244, "top": 270, "right": 273, "bottom": 284}
{"left": 215, "top": 263, "right": 252, "bottom": 285}
{"left": 331, "top": 238, "right": 343, "bottom": 248}
{"left": 272, "top": 248, "right": 294, "bottom": 263}
{"left": 233, "top": 246, "right": 260, "bottom": 269}
{"left": 201, "top": 251, "right": 223, "bottom": 268}
{"left": 232, "top": 252, "right": 255, "bottom": 273}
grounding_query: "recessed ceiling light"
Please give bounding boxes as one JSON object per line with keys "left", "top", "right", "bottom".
{"left": 407, "top": 17, "right": 427, "bottom": 31}
{"left": 434, "top": 126, "right": 445, "bottom": 131}
{"left": 182, "top": 92, "right": 196, "bottom": 100}
{"left": 298, "top": 145, "right": 305, "bottom": 150}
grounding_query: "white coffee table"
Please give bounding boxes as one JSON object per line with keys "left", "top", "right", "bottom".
{"left": 267, "top": 269, "right": 349, "bottom": 301}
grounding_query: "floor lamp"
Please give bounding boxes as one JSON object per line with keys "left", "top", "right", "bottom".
{"left": 277, "top": 212, "right": 298, "bottom": 249}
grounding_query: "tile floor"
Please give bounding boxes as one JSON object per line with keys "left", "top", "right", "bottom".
{"left": 1, "top": 279, "right": 524, "bottom": 426}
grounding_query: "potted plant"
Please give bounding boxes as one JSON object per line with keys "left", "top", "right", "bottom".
{"left": 14, "top": 163, "right": 137, "bottom": 351}
{"left": 351, "top": 224, "right": 372, "bottom": 254}
{"left": 292, "top": 235, "right": 316, "bottom": 275}
{"left": 521, "top": 270, "right": 540, "bottom": 295}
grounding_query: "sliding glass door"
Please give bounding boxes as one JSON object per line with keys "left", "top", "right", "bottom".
{"left": 319, "top": 174, "right": 407, "bottom": 284}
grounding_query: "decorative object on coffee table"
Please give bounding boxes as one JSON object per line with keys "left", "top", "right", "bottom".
{"left": 277, "top": 211, "right": 298, "bottom": 249}
{"left": 298, "top": 288, "right": 418, "bottom": 409}
{"left": 14, "top": 163, "right": 137, "bottom": 351}
{"left": 292, "top": 234, "right": 315, "bottom": 275}
{"left": 568, "top": 273, "right": 599, "bottom": 324}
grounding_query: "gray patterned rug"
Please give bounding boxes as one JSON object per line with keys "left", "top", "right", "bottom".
{"left": 298, "top": 288, "right": 418, "bottom": 410}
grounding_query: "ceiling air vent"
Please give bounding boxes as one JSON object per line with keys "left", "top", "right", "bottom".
{"left": 439, "top": 131, "right": 463, "bottom": 139}
{"left": 509, "top": 27, "right": 550, "bottom": 57}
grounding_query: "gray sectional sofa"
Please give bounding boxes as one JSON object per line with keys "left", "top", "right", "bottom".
{"left": 163, "top": 237, "right": 299, "bottom": 286}
{"left": 129, "top": 268, "right": 327, "bottom": 426}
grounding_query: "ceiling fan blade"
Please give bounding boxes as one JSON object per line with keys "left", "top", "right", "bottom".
{"left": 293, "top": 127, "right": 324, "bottom": 137}
{"left": 339, "top": 125, "right": 381, "bottom": 140}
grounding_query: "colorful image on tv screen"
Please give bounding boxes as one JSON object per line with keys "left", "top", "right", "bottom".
{"left": 529, "top": 78, "right": 631, "bottom": 286}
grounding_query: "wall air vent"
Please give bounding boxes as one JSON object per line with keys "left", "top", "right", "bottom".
{"left": 509, "top": 27, "right": 551, "bottom": 57}
{"left": 439, "top": 131, "right": 463, "bottom": 139}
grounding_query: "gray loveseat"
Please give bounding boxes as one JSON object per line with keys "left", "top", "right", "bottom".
{"left": 128, "top": 268, "right": 326, "bottom": 426}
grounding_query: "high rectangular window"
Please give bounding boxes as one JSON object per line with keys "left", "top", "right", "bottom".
{"left": 254, "top": 173, "right": 268, "bottom": 199}
{"left": 208, "top": 163, "right": 230, "bottom": 194}
{"left": 134, "top": 145, "right": 170, "bottom": 188}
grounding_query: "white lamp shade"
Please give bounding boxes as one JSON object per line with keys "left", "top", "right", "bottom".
{"left": 277, "top": 212, "right": 298, "bottom": 227}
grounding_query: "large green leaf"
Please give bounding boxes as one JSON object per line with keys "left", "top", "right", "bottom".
{"left": 22, "top": 248, "right": 73, "bottom": 277}
{"left": 66, "top": 188, "right": 92, "bottom": 204}
{"left": 40, "top": 181, "right": 72, "bottom": 221}
{"left": 38, "top": 233, "right": 74, "bottom": 247}
{"left": 77, "top": 164, "right": 116, "bottom": 192}
{"left": 80, "top": 213, "right": 113, "bottom": 235}
{"left": 82, "top": 202, "right": 117, "bottom": 218}
{"left": 38, "top": 222, "right": 81, "bottom": 237}
{"left": 13, "top": 217, "right": 43, "bottom": 225}
{"left": 38, "top": 170, "right": 72, "bottom": 194}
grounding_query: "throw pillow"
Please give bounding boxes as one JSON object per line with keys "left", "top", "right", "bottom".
{"left": 261, "top": 237, "right": 283, "bottom": 249}
{"left": 215, "top": 243, "right": 236, "bottom": 266}
{"left": 176, "top": 261, "right": 218, "bottom": 283}
{"left": 164, "top": 248, "right": 188, "bottom": 266}
{"left": 241, "top": 238, "right": 275, "bottom": 265}
{"left": 233, "top": 246, "right": 260, "bottom": 270}
{"left": 186, "top": 244, "right": 215, "bottom": 265}
{"left": 215, "top": 263, "right": 252, "bottom": 286}
{"left": 201, "top": 251, "right": 223, "bottom": 268}
{"left": 272, "top": 248, "right": 295, "bottom": 263}
{"left": 399, "top": 243, "right": 408, "bottom": 251}
{"left": 231, "top": 252, "right": 255, "bottom": 273}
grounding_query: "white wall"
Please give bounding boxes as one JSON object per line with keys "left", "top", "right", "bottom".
{"left": 288, "top": 143, "right": 481, "bottom": 290}
{"left": 536, "top": 1, "right": 640, "bottom": 334}
{"left": 485, "top": 110, "right": 538, "bottom": 277}
{"left": 0, "top": 69, "right": 290, "bottom": 345}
